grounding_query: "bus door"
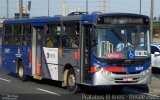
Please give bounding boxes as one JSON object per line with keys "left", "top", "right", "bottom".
{"left": 81, "top": 25, "right": 92, "bottom": 84}
{"left": 32, "top": 26, "right": 43, "bottom": 79}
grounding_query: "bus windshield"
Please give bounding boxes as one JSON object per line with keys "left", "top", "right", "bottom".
{"left": 93, "top": 26, "right": 150, "bottom": 59}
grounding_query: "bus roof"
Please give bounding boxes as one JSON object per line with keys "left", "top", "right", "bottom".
{"left": 3, "top": 16, "right": 60, "bottom": 24}
{"left": 97, "top": 13, "right": 149, "bottom": 18}
{"left": 3, "top": 13, "right": 149, "bottom": 25}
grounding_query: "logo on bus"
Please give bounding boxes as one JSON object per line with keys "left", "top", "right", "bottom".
{"left": 135, "top": 67, "right": 143, "bottom": 71}
{"left": 17, "top": 48, "right": 21, "bottom": 54}
{"left": 46, "top": 52, "right": 55, "bottom": 59}
{"left": 128, "top": 50, "right": 135, "bottom": 59}
{"left": 15, "top": 48, "right": 22, "bottom": 58}
{"left": 121, "top": 67, "right": 128, "bottom": 73}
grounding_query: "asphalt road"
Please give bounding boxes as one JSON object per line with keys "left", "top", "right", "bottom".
{"left": 0, "top": 65, "right": 160, "bottom": 100}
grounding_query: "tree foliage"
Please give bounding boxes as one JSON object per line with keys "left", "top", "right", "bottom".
{"left": 153, "top": 24, "right": 160, "bottom": 38}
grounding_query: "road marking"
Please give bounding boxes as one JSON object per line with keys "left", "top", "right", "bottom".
{"left": 0, "top": 77, "right": 11, "bottom": 83}
{"left": 124, "top": 88, "right": 160, "bottom": 98}
{"left": 37, "top": 88, "right": 61, "bottom": 96}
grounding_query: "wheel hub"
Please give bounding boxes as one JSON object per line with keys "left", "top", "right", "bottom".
{"left": 68, "top": 74, "right": 75, "bottom": 86}
{"left": 18, "top": 66, "right": 24, "bottom": 78}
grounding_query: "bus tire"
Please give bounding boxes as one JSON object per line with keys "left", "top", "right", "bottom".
{"left": 17, "top": 62, "right": 27, "bottom": 81}
{"left": 67, "top": 69, "right": 80, "bottom": 94}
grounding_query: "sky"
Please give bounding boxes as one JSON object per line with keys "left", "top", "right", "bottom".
{"left": 0, "top": 0, "right": 160, "bottom": 18}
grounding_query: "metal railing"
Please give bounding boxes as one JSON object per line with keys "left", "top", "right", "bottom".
{"left": 100, "top": 41, "right": 113, "bottom": 57}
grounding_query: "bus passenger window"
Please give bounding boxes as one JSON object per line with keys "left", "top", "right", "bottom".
{"left": 22, "top": 36, "right": 27, "bottom": 45}
{"left": 57, "top": 26, "right": 61, "bottom": 35}
{"left": 71, "top": 36, "right": 79, "bottom": 48}
{"left": 62, "top": 22, "right": 80, "bottom": 48}
{"left": 62, "top": 36, "right": 71, "bottom": 47}
{"left": 22, "top": 35, "right": 31, "bottom": 45}
{"left": 23, "top": 24, "right": 31, "bottom": 34}
{"left": 13, "top": 24, "right": 21, "bottom": 34}
{"left": 53, "top": 36, "right": 61, "bottom": 47}
{"left": 46, "top": 23, "right": 62, "bottom": 48}
{"left": 21, "top": 24, "right": 31, "bottom": 46}
{"left": 13, "top": 35, "right": 21, "bottom": 45}
{"left": 4, "top": 35, "right": 12, "bottom": 45}
{"left": 5, "top": 24, "right": 12, "bottom": 34}
{"left": 46, "top": 37, "right": 53, "bottom": 48}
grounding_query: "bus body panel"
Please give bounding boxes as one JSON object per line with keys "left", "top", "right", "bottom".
{"left": 2, "top": 13, "right": 151, "bottom": 87}
{"left": 3, "top": 46, "right": 16, "bottom": 72}
{"left": 41, "top": 48, "right": 81, "bottom": 82}
{"left": 2, "top": 45, "right": 32, "bottom": 76}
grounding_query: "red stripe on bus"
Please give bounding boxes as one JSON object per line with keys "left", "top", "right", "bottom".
{"left": 36, "top": 57, "right": 41, "bottom": 76}
{"left": 90, "top": 67, "right": 123, "bottom": 73}
{"left": 90, "top": 67, "right": 97, "bottom": 73}
{"left": 104, "top": 67, "right": 123, "bottom": 72}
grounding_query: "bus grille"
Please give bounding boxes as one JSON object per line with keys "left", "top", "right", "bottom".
{"left": 108, "top": 60, "right": 146, "bottom": 67}
{"left": 112, "top": 71, "right": 141, "bottom": 75}
{"left": 114, "top": 78, "right": 139, "bottom": 83}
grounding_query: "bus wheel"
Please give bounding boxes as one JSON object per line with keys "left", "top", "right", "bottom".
{"left": 17, "top": 62, "right": 27, "bottom": 81}
{"left": 67, "top": 69, "right": 80, "bottom": 93}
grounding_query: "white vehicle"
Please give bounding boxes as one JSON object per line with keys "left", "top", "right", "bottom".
{"left": 151, "top": 43, "right": 160, "bottom": 68}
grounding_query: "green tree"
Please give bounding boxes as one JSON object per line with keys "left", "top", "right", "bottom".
{"left": 153, "top": 17, "right": 157, "bottom": 20}
{"left": 153, "top": 24, "right": 160, "bottom": 38}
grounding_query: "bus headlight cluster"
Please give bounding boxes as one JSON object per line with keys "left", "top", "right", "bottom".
{"left": 94, "top": 63, "right": 112, "bottom": 77}
{"left": 141, "top": 71, "right": 145, "bottom": 75}
{"left": 94, "top": 63, "right": 102, "bottom": 71}
{"left": 146, "top": 69, "right": 150, "bottom": 73}
{"left": 140, "top": 69, "right": 150, "bottom": 76}
{"left": 101, "top": 69, "right": 112, "bottom": 77}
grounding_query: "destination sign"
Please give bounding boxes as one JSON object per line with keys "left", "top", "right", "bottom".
{"left": 97, "top": 16, "right": 149, "bottom": 25}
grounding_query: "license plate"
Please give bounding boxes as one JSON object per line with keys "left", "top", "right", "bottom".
{"left": 123, "top": 78, "right": 133, "bottom": 81}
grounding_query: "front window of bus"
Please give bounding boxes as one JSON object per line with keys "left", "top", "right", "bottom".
{"left": 93, "top": 26, "right": 150, "bottom": 59}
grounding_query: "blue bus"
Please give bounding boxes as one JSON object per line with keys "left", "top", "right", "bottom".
{"left": 2, "top": 12, "right": 151, "bottom": 93}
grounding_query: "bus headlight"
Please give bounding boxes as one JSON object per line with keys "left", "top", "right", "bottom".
{"left": 140, "top": 69, "right": 150, "bottom": 75}
{"left": 94, "top": 63, "right": 102, "bottom": 71}
{"left": 101, "top": 69, "right": 112, "bottom": 76}
{"left": 141, "top": 71, "right": 145, "bottom": 75}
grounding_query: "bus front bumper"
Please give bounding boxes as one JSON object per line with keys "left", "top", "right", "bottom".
{"left": 92, "top": 68, "right": 152, "bottom": 86}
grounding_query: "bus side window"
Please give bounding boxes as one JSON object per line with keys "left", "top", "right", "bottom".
{"left": 22, "top": 24, "right": 31, "bottom": 46}
{"left": 46, "top": 36, "right": 53, "bottom": 48}
{"left": 46, "top": 23, "right": 61, "bottom": 48}
{"left": 62, "top": 36, "right": 71, "bottom": 47}
{"left": 4, "top": 35, "right": 12, "bottom": 45}
{"left": 4, "top": 24, "right": 13, "bottom": 45}
{"left": 22, "top": 35, "right": 31, "bottom": 45}
{"left": 12, "top": 24, "right": 21, "bottom": 45}
{"left": 71, "top": 36, "right": 79, "bottom": 48}
{"left": 13, "top": 35, "right": 21, "bottom": 45}
{"left": 62, "top": 22, "right": 79, "bottom": 48}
